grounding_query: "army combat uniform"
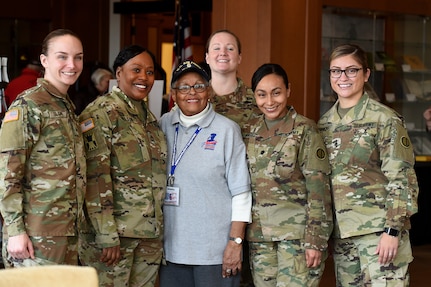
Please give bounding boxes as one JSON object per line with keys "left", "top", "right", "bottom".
{"left": 243, "top": 106, "right": 333, "bottom": 287}
{"left": 318, "top": 93, "right": 419, "bottom": 286}
{"left": 78, "top": 86, "right": 167, "bottom": 287}
{"left": 211, "top": 77, "right": 261, "bottom": 134}
{"left": 0, "top": 78, "right": 86, "bottom": 267}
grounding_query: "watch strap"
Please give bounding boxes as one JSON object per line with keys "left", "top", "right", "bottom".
{"left": 384, "top": 227, "right": 399, "bottom": 237}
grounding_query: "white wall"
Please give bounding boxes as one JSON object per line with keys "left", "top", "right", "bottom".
{"left": 109, "top": 0, "right": 121, "bottom": 69}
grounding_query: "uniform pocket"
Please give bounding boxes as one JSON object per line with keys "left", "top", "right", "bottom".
{"left": 35, "top": 116, "right": 74, "bottom": 167}
{"left": 114, "top": 125, "right": 150, "bottom": 171}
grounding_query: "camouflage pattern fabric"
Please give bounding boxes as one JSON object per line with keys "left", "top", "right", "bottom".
{"left": 243, "top": 106, "right": 332, "bottom": 287}
{"left": 0, "top": 216, "right": 3, "bottom": 267}
{"left": 318, "top": 93, "right": 418, "bottom": 286}
{"left": 78, "top": 87, "right": 167, "bottom": 286}
{"left": 0, "top": 78, "right": 86, "bottom": 265}
{"left": 317, "top": 93, "right": 419, "bottom": 239}
{"left": 333, "top": 231, "right": 412, "bottom": 286}
{"left": 243, "top": 106, "right": 332, "bottom": 249}
{"left": 79, "top": 234, "right": 162, "bottom": 287}
{"left": 3, "top": 236, "right": 78, "bottom": 267}
{"left": 211, "top": 78, "right": 261, "bottom": 134}
{"left": 249, "top": 240, "right": 327, "bottom": 287}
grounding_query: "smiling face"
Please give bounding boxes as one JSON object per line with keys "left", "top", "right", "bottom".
{"left": 205, "top": 31, "right": 242, "bottom": 75}
{"left": 40, "top": 34, "right": 83, "bottom": 94}
{"left": 116, "top": 51, "right": 155, "bottom": 101}
{"left": 172, "top": 72, "right": 210, "bottom": 116}
{"left": 329, "top": 54, "right": 370, "bottom": 108}
{"left": 254, "top": 73, "right": 290, "bottom": 120}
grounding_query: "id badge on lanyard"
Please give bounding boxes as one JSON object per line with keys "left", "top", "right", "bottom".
{"left": 164, "top": 124, "right": 202, "bottom": 206}
{"left": 165, "top": 186, "right": 180, "bottom": 206}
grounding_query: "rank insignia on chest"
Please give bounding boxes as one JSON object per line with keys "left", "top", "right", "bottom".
{"left": 84, "top": 132, "right": 98, "bottom": 151}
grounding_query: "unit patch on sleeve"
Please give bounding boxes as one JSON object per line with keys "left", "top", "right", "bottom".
{"left": 84, "top": 132, "right": 98, "bottom": 151}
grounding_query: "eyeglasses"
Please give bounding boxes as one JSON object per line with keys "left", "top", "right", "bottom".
{"left": 172, "top": 83, "right": 208, "bottom": 94}
{"left": 329, "top": 68, "right": 363, "bottom": 78}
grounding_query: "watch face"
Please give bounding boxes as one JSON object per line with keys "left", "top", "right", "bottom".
{"left": 235, "top": 237, "right": 242, "bottom": 244}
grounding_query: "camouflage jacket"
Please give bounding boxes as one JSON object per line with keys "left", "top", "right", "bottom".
{"left": 243, "top": 107, "right": 333, "bottom": 251}
{"left": 0, "top": 78, "right": 86, "bottom": 237}
{"left": 318, "top": 93, "right": 419, "bottom": 239}
{"left": 211, "top": 78, "right": 261, "bottom": 131}
{"left": 79, "top": 87, "right": 167, "bottom": 248}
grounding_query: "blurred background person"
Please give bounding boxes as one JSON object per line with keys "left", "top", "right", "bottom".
{"left": 70, "top": 63, "right": 113, "bottom": 115}
{"left": 4, "top": 59, "right": 43, "bottom": 107}
{"left": 423, "top": 106, "right": 431, "bottom": 131}
{"left": 90, "top": 68, "right": 114, "bottom": 97}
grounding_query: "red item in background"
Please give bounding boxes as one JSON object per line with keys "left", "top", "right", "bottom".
{"left": 4, "top": 67, "right": 41, "bottom": 106}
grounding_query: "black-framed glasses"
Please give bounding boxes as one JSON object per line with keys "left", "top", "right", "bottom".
{"left": 329, "top": 68, "right": 363, "bottom": 78}
{"left": 172, "top": 83, "right": 208, "bottom": 94}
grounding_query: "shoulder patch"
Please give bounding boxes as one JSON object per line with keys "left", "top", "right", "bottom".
{"left": 83, "top": 131, "right": 98, "bottom": 151}
{"left": 316, "top": 147, "right": 326, "bottom": 160}
{"left": 3, "top": 109, "right": 19, "bottom": 123}
{"left": 400, "top": 136, "right": 411, "bottom": 149}
{"left": 81, "top": 118, "right": 95, "bottom": 133}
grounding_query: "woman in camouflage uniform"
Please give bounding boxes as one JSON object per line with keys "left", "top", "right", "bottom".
{"left": 205, "top": 29, "right": 260, "bottom": 131}
{"left": 205, "top": 30, "right": 260, "bottom": 287}
{"left": 0, "top": 29, "right": 86, "bottom": 267}
{"left": 78, "top": 45, "right": 167, "bottom": 287}
{"left": 318, "top": 44, "right": 419, "bottom": 286}
{"left": 243, "top": 63, "right": 333, "bottom": 287}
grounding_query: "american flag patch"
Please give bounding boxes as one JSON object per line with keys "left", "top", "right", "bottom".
{"left": 81, "top": 118, "right": 95, "bottom": 133}
{"left": 3, "top": 109, "right": 19, "bottom": 122}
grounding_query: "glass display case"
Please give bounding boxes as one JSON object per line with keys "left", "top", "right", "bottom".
{"left": 320, "top": 7, "right": 431, "bottom": 160}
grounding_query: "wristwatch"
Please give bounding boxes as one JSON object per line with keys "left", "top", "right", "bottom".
{"left": 229, "top": 237, "right": 243, "bottom": 244}
{"left": 384, "top": 227, "right": 399, "bottom": 237}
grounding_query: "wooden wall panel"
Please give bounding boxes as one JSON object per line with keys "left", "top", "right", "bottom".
{"left": 212, "top": 0, "right": 323, "bottom": 120}
{"left": 1, "top": 0, "right": 110, "bottom": 68}
{"left": 212, "top": 0, "right": 431, "bottom": 120}
{"left": 50, "top": 0, "right": 110, "bottom": 65}
{"left": 0, "top": 0, "right": 51, "bottom": 20}
{"left": 212, "top": 0, "right": 271, "bottom": 87}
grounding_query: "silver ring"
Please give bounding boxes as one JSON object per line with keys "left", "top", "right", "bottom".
{"left": 226, "top": 269, "right": 232, "bottom": 273}
{"left": 388, "top": 253, "right": 393, "bottom": 256}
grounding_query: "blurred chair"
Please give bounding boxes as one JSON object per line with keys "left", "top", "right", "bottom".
{"left": 0, "top": 265, "right": 98, "bottom": 287}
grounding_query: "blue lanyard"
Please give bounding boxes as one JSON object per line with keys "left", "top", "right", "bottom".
{"left": 169, "top": 124, "right": 202, "bottom": 183}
